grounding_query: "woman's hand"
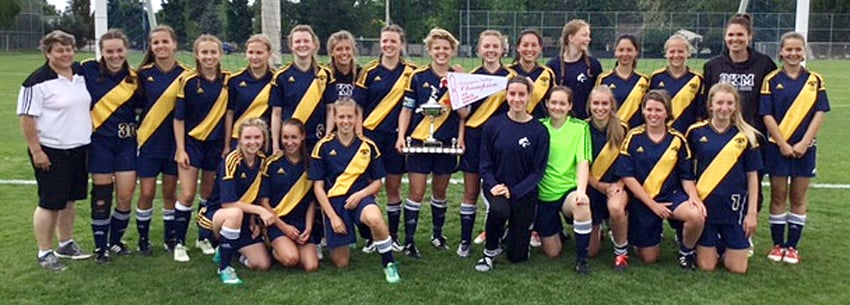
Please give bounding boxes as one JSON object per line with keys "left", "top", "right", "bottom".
{"left": 175, "top": 149, "right": 190, "bottom": 169}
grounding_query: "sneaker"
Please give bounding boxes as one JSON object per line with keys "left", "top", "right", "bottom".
{"left": 456, "top": 242, "right": 471, "bottom": 258}
{"left": 38, "top": 251, "right": 67, "bottom": 271}
{"left": 783, "top": 247, "right": 800, "bottom": 264}
{"left": 55, "top": 241, "right": 93, "bottom": 260}
{"left": 391, "top": 239, "right": 404, "bottom": 252}
{"left": 137, "top": 239, "right": 153, "bottom": 256}
{"left": 678, "top": 253, "right": 696, "bottom": 271}
{"left": 362, "top": 239, "right": 376, "bottom": 254}
{"left": 530, "top": 231, "right": 542, "bottom": 247}
{"left": 474, "top": 256, "right": 494, "bottom": 272}
{"left": 383, "top": 262, "right": 401, "bottom": 284}
{"left": 431, "top": 235, "right": 449, "bottom": 250}
{"left": 218, "top": 266, "right": 243, "bottom": 285}
{"left": 613, "top": 254, "right": 629, "bottom": 272}
{"left": 575, "top": 259, "right": 591, "bottom": 275}
{"left": 196, "top": 239, "right": 215, "bottom": 255}
{"left": 316, "top": 244, "right": 324, "bottom": 261}
{"left": 473, "top": 231, "right": 486, "bottom": 244}
{"left": 95, "top": 250, "right": 112, "bottom": 265}
{"left": 173, "top": 243, "right": 190, "bottom": 262}
{"left": 767, "top": 245, "right": 785, "bottom": 262}
{"left": 404, "top": 243, "right": 422, "bottom": 259}
{"left": 109, "top": 242, "right": 132, "bottom": 256}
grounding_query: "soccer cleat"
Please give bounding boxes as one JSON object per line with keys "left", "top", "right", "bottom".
{"left": 362, "top": 239, "right": 376, "bottom": 254}
{"left": 391, "top": 239, "right": 404, "bottom": 252}
{"left": 456, "top": 242, "right": 471, "bottom": 258}
{"left": 613, "top": 254, "right": 629, "bottom": 272}
{"left": 163, "top": 238, "right": 177, "bottom": 253}
{"left": 218, "top": 266, "right": 243, "bottom": 285}
{"left": 196, "top": 239, "right": 215, "bottom": 255}
{"left": 431, "top": 235, "right": 449, "bottom": 250}
{"left": 678, "top": 253, "right": 696, "bottom": 271}
{"left": 475, "top": 256, "right": 494, "bottom": 272}
{"left": 473, "top": 231, "right": 486, "bottom": 244}
{"left": 55, "top": 241, "right": 93, "bottom": 260}
{"left": 383, "top": 262, "right": 401, "bottom": 284}
{"left": 109, "top": 242, "right": 132, "bottom": 256}
{"left": 404, "top": 243, "right": 422, "bottom": 259}
{"left": 783, "top": 247, "right": 800, "bottom": 264}
{"left": 316, "top": 244, "right": 324, "bottom": 261}
{"left": 767, "top": 245, "right": 785, "bottom": 262}
{"left": 173, "top": 243, "right": 190, "bottom": 262}
{"left": 530, "top": 231, "right": 542, "bottom": 248}
{"left": 95, "top": 250, "right": 112, "bottom": 265}
{"left": 137, "top": 239, "right": 153, "bottom": 256}
{"left": 575, "top": 259, "right": 592, "bottom": 275}
{"left": 38, "top": 251, "right": 67, "bottom": 271}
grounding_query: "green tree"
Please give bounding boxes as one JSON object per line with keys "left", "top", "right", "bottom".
{"left": 0, "top": 0, "right": 21, "bottom": 30}
{"left": 226, "top": 0, "right": 252, "bottom": 44}
{"left": 157, "top": 0, "right": 187, "bottom": 44}
{"left": 108, "top": 0, "right": 147, "bottom": 49}
{"left": 197, "top": 0, "right": 222, "bottom": 36}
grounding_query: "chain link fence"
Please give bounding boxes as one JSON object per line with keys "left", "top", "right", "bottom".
{"left": 0, "top": 0, "right": 44, "bottom": 51}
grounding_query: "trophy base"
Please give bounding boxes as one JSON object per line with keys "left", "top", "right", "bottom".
{"left": 403, "top": 137, "right": 464, "bottom": 155}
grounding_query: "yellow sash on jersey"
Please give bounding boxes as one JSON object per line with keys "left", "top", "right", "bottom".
{"left": 616, "top": 77, "right": 649, "bottom": 125}
{"left": 670, "top": 75, "right": 701, "bottom": 121}
{"left": 231, "top": 83, "right": 271, "bottom": 138}
{"left": 591, "top": 142, "right": 619, "bottom": 180}
{"left": 526, "top": 69, "right": 553, "bottom": 114}
{"left": 222, "top": 152, "right": 264, "bottom": 204}
{"left": 137, "top": 72, "right": 186, "bottom": 148}
{"left": 328, "top": 141, "right": 372, "bottom": 198}
{"left": 411, "top": 94, "right": 451, "bottom": 141}
{"left": 91, "top": 71, "right": 138, "bottom": 130}
{"left": 292, "top": 74, "right": 327, "bottom": 123}
{"left": 697, "top": 131, "right": 748, "bottom": 200}
{"left": 363, "top": 65, "right": 415, "bottom": 130}
{"left": 466, "top": 90, "right": 507, "bottom": 128}
{"left": 643, "top": 136, "right": 682, "bottom": 199}
{"left": 239, "top": 167, "right": 263, "bottom": 204}
{"left": 775, "top": 74, "right": 819, "bottom": 143}
{"left": 189, "top": 87, "right": 228, "bottom": 141}
{"left": 274, "top": 172, "right": 310, "bottom": 217}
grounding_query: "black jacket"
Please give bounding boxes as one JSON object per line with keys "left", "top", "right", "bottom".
{"left": 703, "top": 47, "right": 777, "bottom": 131}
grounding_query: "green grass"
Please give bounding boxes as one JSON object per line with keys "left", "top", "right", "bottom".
{"left": 1, "top": 52, "right": 849, "bottom": 304}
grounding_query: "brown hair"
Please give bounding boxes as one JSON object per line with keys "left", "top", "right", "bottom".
{"left": 40, "top": 30, "right": 75, "bottom": 53}
{"left": 558, "top": 19, "right": 594, "bottom": 85}
{"left": 726, "top": 13, "right": 753, "bottom": 36}
{"left": 614, "top": 34, "right": 640, "bottom": 69}
{"left": 288, "top": 25, "right": 321, "bottom": 73}
{"left": 281, "top": 118, "right": 309, "bottom": 165}
{"left": 513, "top": 28, "right": 542, "bottom": 64}
{"left": 641, "top": 89, "right": 673, "bottom": 124}
{"left": 192, "top": 34, "right": 223, "bottom": 78}
{"left": 381, "top": 24, "right": 406, "bottom": 44}
{"left": 778, "top": 31, "right": 807, "bottom": 62}
{"left": 326, "top": 30, "right": 358, "bottom": 77}
{"left": 548, "top": 85, "right": 574, "bottom": 117}
{"left": 97, "top": 29, "right": 134, "bottom": 83}
{"left": 140, "top": 25, "right": 178, "bottom": 67}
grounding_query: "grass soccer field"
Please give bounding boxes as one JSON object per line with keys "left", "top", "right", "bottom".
{"left": 1, "top": 52, "right": 848, "bottom": 305}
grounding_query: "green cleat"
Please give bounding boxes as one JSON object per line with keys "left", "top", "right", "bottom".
{"left": 218, "top": 266, "right": 243, "bottom": 285}
{"left": 384, "top": 262, "right": 401, "bottom": 284}
{"left": 212, "top": 247, "right": 221, "bottom": 264}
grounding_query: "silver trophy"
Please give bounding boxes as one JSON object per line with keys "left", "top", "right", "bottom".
{"left": 402, "top": 85, "right": 463, "bottom": 155}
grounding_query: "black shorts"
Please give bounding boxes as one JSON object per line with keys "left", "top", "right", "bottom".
{"left": 30, "top": 145, "right": 89, "bottom": 210}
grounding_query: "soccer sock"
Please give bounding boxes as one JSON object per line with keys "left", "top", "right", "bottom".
{"left": 613, "top": 240, "right": 629, "bottom": 256}
{"left": 403, "top": 199, "right": 421, "bottom": 245}
{"left": 375, "top": 237, "right": 395, "bottom": 267}
{"left": 162, "top": 208, "right": 176, "bottom": 242}
{"left": 174, "top": 201, "right": 193, "bottom": 244}
{"left": 386, "top": 201, "right": 402, "bottom": 239}
{"left": 197, "top": 199, "right": 213, "bottom": 242}
{"left": 460, "top": 202, "right": 477, "bottom": 244}
{"left": 574, "top": 220, "right": 593, "bottom": 261}
{"left": 679, "top": 242, "right": 695, "bottom": 256}
{"left": 218, "top": 226, "right": 241, "bottom": 271}
{"left": 109, "top": 209, "right": 131, "bottom": 246}
{"left": 431, "top": 198, "right": 447, "bottom": 238}
{"left": 358, "top": 222, "right": 373, "bottom": 241}
{"left": 92, "top": 218, "right": 110, "bottom": 252}
{"left": 769, "top": 213, "right": 788, "bottom": 247}
{"left": 91, "top": 183, "right": 112, "bottom": 252}
{"left": 786, "top": 213, "right": 807, "bottom": 248}
{"left": 136, "top": 208, "right": 153, "bottom": 242}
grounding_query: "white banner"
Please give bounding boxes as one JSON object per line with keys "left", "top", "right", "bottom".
{"left": 446, "top": 72, "right": 508, "bottom": 110}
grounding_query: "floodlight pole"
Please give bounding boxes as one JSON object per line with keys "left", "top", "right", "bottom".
{"left": 145, "top": 0, "right": 158, "bottom": 28}
{"left": 737, "top": 0, "right": 749, "bottom": 13}
{"left": 796, "top": 0, "right": 810, "bottom": 65}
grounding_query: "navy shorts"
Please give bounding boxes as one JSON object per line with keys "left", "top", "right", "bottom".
{"left": 365, "top": 130, "right": 406, "bottom": 175}
{"left": 588, "top": 188, "right": 609, "bottom": 225}
{"left": 29, "top": 145, "right": 89, "bottom": 210}
{"left": 268, "top": 215, "right": 316, "bottom": 244}
{"left": 534, "top": 198, "right": 566, "bottom": 238}
{"left": 197, "top": 205, "right": 264, "bottom": 249}
{"left": 764, "top": 141, "right": 817, "bottom": 177}
{"left": 185, "top": 137, "right": 223, "bottom": 171}
{"left": 324, "top": 195, "right": 376, "bottom": 249}
{"left": 699, "top": 222, "right": 749, "bottom": 250}
{"left": 136, "top": 155, "right": 177, "bottom": 178}
{"left": 88, "top": 135, "right": 136, "bottom": 174}
{"left": 627, "top": 192, "right": 688, "bottom": 248}
{"left": 459, "top": 127, "right": 482, "bottom": 173}
{"left": 405, "top": 140, "right": 458, "bottom": 175}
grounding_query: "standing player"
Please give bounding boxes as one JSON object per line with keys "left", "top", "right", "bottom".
{"left": 224, "top": 34, "right": 274, "bottom": 154}
{"left": 688, "top": 83, "right": 761, "bottom": 273}
{"left": 327, "top": 30, "right": 360, "bottom": 99}
{"left": 596, "top": 34, "right": 649, "bottom": 128}
{"left": 395, "top": 28, "right": 463, "bottom": 259}
{"left": 650, "top": 35, "right": 704, "bottom": 133}
{"left": 535, "top": 86, "right": 593, "bottom": 274}
{"left": 616, "top": 90, "right": 705, "bottom": 269}
{"left": 310, "top": 98, "right": 401, "bottom": 284}
{"left": 172, "top": 34, "right": 230, "bottom": 262}
{"left": 80, "top": 29, "right": 139, "bottom": 263}
{"left": 475, "top": 76, "right": 549, "bottom": 272}
{"left": 135, "top": 25, "right": 190, "bottom": 256}
{"left": 508, "top": 28, "right": 556, "bottom": 119}
{"left": 546, "top": 19, "right": 603, "bottom": 119}
{"left": 760, "top": 32, "right": 829, "bottom": 264}
{"left": 352, "top": 24, "right": 417, "bottom": 252}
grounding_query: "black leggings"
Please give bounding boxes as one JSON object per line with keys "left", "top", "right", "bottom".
{"left": 484, "top": 192, "right": 537, "bottom": 263}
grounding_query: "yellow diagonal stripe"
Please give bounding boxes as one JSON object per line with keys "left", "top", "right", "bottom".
{"left": 411, "top": 94, "right": 451, "bottom": 141}
{"left": 616, "top": 77, "right": 649, "bottom": 125}
{"left": 776, "top": 74, "right": 819, "bottom": 142}
{"left": 643, "top": 137, "right": 682, "bottom": 199}
{"left": 292, "top": 76, "right": 326, "bottom": 122}
{"left": 696, "top": 132, "right": 748, "bottom": 200}
{"left": 137, "top": 72, "right": 187, "bottom": 148}
{"left": 363, "top": 65, "right": 415, "bottom": 130}
{"left": 231, "top": 83, "right": 271, "bottom": 138}
{"left": 328, "top": 141, "right": 371, "bottom": 198}
{"left": 274, "top": 172, "right": 311, "bottom": 216}
{"left": 591, "top": 142, "right": 618, "bottom": 180}
{"left": 189, "top": 88, "right": 228, "bottom": 141}
{"left": 91, "top": 73, "right": 138, "bottom": 130}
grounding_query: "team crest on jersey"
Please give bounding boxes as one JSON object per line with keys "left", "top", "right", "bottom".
{"left": 807, "top": 80, "right": 817, "bottom": 91}
{"left": 240, "top": 172, "right": 247, "bottom": 179}
{"left": 374, "top": 76, "right": 382, "bottom": 82}
{"left": 636, "top": 146, "right": 644, "bottom": 153}
{"left": 403, "top": 72, "right": 412, "bottom": 77}
{"left": 577, "top": 73, "right": 588, "bottom": 83}
{"left": 317, "top": 74, "right": 327, "bottom": 81}
{"left": 196, "top": 86, "right": 205, "bottom": 94}
{"left": 658, "top": 81, "right": 666, "bottom": 88}
{"left": 147, "top": 76, "right": 155, "bottom": 82}
{"left": 276, "top": 167, "right": 285, "bottom": 174}
{"left": 239, "top": 81, "right": 248, "bottom": 87}
{"left": 541, "top": 75, "right": 550, "bottom": 82}
{"left": 288, "top": 76, "right": 296, "bottom": 83}
{"left": 608, "top": 83, "right": 617, "bottom": 90}
{"left": 518, "top": 137, "right": 531, "bottom": 148}
{"left": 329, "top": 149, "right": 337, "bottom": 156}
{"left": 359, "top": 147, "right": 370, "bottom": 159}
{"left": 776, "top": 83, "right": 784, "bottom": 90}
{"left": 699, "top": 136, "right": 708, "bottom": 143}
{"left": 638, "top": 83, "right": 648, "bottom": 90}
{"left": 734, "top": 136, "right": 747, "bottom": 149}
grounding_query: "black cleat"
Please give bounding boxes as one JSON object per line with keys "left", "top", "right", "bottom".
{"left": 575, "top": 259, "right": 591, "bottom": 275}
{"left": 404, "top": 243, "right": 422, "bottom": 259}
{"left": 137, "top": 239, "right": 153, "bottom": 256}
{"left": 95, "top": 250, "right": 112, "bottom": 265}
{"left": 678, "top": 253, "right": 696, "bottom": 271}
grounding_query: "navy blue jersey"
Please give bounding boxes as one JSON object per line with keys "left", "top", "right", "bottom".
{"left": 465, "top": 65, "right": 515, "bottom": 129}
{"left": 480, "top": 114, "right": 549, "bottom": 201}
{"left": 352, "top": 59, "right": 417, "bottom": 134}
{"left": 309, "top": 134, "right": 385, "bottom": 199}
{"left": 136, "top": 62, "right": 191, "bottom": 158}
{"left": 207, "top": 150, "right": 265, "bottom": 210}
{"left": 508, "top": 62, "right": 556, "bottom": 118}
{"left": 227, "top": 68, "right": 273, "bottom": 139}
{"left": 261, "top": 153, "right": 314, "bottom": 221}
{"left": 616, "top": 126, "right": 693, "bottom": 201}
{"left": 175, "top": 71, "right": 230, "bottom": 141}
{"left": 329, "top": 64, "right": 359, "bottom": 98}
{"left": 80, "top": 59, "right": 139, "bottom": 139}
{"left": 596, "top": 70, "right": 649, "bottom": 128}
{"left": 649, "top": 68, "right": 704, "bottom": 133}
{"left": 589, "top": 120, "right": 627, "bottom": 183}
{"left": 687, "top": 122, "right": 762, "bottom": 224}
{"left": 402, "top": 66, "right": 461, "bottom": 142}
{"left": 270, "top": 64, "right": 336, "bottom": 145}
{"left": 759, "top": 68, "right": 830, "bottom": 144}
{"left": 545, "top": 55, "right": 603, "bottom": 119}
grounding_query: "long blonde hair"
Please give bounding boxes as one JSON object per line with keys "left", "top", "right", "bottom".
{"left": 237, "top": 117, "right": 269, "bottom": 155}
{"left": 288, "top": 25, "right": 320, "bottom": 73}
{"left": 327, "top": 30, "right": 358, "bottom": 77}
{"left": 706, "top": 83, "right": 760, "bottom": 144}
{"left": 477, "top": 30, "right": 505, "bottom": 65}
{"left": 588, "top": 85, "right": 625, "bottom": 148}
